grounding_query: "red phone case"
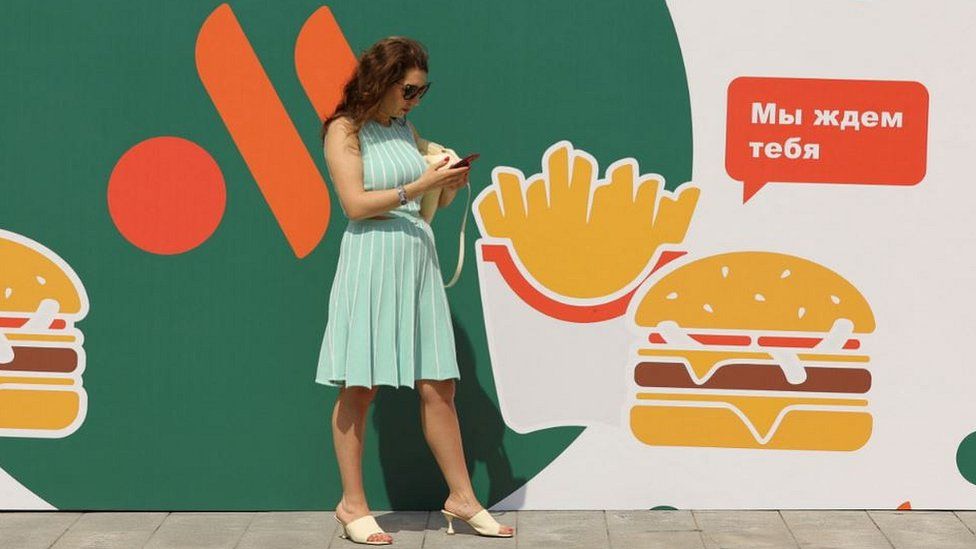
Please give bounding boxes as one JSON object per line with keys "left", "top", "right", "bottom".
{"left": 451, "top": 153, "right": 480, "bottom": 169}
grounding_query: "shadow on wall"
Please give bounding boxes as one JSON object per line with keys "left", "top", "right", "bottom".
{"left": 373, "top": 312, "right": 526, "bottom": 510}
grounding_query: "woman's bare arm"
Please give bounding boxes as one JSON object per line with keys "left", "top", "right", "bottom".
{"left": 325, "top": 117, "right": 462, "bottom": 220}
{"left": 408, "top": 123, "right": 466, "bottom": 210}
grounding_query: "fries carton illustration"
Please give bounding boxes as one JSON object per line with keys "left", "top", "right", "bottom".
{"left": 473, "top": 141, "right": 700, "bottom": 432}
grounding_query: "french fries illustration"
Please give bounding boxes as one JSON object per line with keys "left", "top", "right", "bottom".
{"left": 473, "top": 141, "right": 701, "bottom": 433}
{"left": 475, "top": 141, "right": 700, "bottom": 300}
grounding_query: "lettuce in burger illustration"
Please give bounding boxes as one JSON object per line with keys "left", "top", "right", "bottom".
{"left": 629, "top": 251, "right": 874, "bottom": 451}
{"left": 0, "top": 229, "right": 88, "bottom": 438}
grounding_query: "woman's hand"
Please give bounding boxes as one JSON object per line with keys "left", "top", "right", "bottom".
{"left": 433, "top": 150, "right": 470, "bottom": 191}
{"left": 444, "top": 175, "right": 469, "bottom": 191}
{"left": 417, "top": 156, "right": 469, "bottom": 192}
{"left": 442, "top": 151, "right": 469, "bottom": 191}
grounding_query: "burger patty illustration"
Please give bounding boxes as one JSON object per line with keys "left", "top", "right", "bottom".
{"left": 0, "top": 229, "right": 88, "bottom": 437}
{"left": 628, "top": 251, "right": 874, "bottom": 451}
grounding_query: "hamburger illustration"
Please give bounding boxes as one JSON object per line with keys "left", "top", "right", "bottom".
{"left": 628, "top": 251, "right": 874, "bottom": 451}
{"left": 0, "top": 229, "right": 88, "bottom": 437}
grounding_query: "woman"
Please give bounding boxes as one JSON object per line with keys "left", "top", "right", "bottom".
{"left": 315, "top": 37, "right": 515, "bottom": 545}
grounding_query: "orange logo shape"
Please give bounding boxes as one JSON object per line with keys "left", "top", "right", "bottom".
{"left": 108, "top": 137, "right": 226, "bottom": 255}
{"left": 726, "top": 77, "right": 928, "bottom": 202}
{"left": 628, "top": 252, "right": 875, "bottom": 451}
{"left": 295, "top": 7, "right": 357, "bottom": 122}
{"left": 0, "top": 229, "right": 89, "bottom": 438}
{"left": 196, "top": 4, "right": 355, "bottom": 258}
{"left": 110, "top": 5, "right": 356, "bottom": 258}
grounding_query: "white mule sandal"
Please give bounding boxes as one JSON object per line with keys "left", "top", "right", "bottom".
{"left": 441, "top": 509, "right": 514, "bottom": 537}
{"left": 333, "top": 514, "right": 392, "bottom": 545}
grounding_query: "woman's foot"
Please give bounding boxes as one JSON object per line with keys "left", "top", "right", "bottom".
{"left": 336, "top": 498, "right": 393, "bottom": 544}
{"left": 443, "top": 493, "right": 515, "bottom": 536}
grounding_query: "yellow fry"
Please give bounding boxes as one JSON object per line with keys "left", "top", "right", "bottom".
{"left": 496, "top": 170, "right": 528, "bottom": 226}
{"left": 652, "top": 186, "right": 701, "bottom": 243}
{"left": 564, "top": 154, "right": 594, "bottom": 222}
{"left": 525, "top": 176, "right": 550, "bottom": 215}
{"left": 589, "top": 163, "right": 639, "bottom": 227}
{"left": 477, "top": 190, "right": 508, "bottom": 237}
{"left": 634, "top": 176, "right": 663, "bottom": 227}
{"left": 546, "top": 144, "right": 571, "bottom": 208}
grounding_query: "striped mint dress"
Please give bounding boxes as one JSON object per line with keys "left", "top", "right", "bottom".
{"left": 315, "top": 118, "right": 460, "bottom": 389}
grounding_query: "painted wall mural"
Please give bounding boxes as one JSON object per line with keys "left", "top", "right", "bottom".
{"left": 1, "top": 0, "right": 975, "bottom": 511}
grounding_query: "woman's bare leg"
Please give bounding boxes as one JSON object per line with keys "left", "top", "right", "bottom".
{"left": 332, "top": 385, "right": 392, "bottom": 544}
{"left": 417, "top": 380, "right": 514, "bottom": 535}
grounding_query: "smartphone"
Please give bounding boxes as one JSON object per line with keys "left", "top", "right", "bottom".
{"left": 450, "top": 153, "right": 480, "bottom": 169}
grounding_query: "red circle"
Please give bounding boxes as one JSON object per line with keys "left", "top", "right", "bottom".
{"left": 108, "top": 136, "right": 226, "bottom": 255}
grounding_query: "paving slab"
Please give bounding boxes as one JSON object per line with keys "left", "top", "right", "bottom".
{"left": 622, "top": 530, "right": 708, "bottom": 549}
{"left": 0, "top": 512, "right": 81, "bottom": 549}
{"left": 513, "top": 510, "right": 607, "bottom": 549}
{"left": 143, "top": 512, "right": 254, "bottom": 549}
{"left": 51, "top": 512, "right": 167, "bottom": 549}
{"left": 781, "top": 511, "right": 892, "bottom": 549}
{"left": 607, "top": 510, "right": 703, "bottom": 548}
{"left": 607, "top": 510, "right": 699, "bottom": 532}
{"left": 958, "top": 512, "right": 976, "bottom": 536}
{"left": 868, "top": 511, "right": 976, "bottom": 549}
{"left": 236, "top": 511, "right": 335, "bottom": 549}
{"left": 422, "top": 509, "right": 518, "bottom": 549}
{"left": 695, "top": 510, "right": 799, "bottom": 549}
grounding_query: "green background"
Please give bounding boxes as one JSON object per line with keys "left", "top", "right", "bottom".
{"left": 0, "top": 0, "right": 691, "bottom": 510}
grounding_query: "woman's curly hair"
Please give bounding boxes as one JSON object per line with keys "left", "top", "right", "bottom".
{"left": 321, "top": 36, "right": 428, "bottom": 139}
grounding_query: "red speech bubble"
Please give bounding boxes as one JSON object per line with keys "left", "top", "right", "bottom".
{"left": 726, "top": 77, "right": 928, "bottom": 202}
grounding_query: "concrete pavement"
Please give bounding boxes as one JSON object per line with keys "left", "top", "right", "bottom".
{"left": 1, "top": 510, "right": 975, "bottom": 548}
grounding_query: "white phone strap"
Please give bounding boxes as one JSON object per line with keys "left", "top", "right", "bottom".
{"left": 443, "top": 182, "right": 471, "bottom": 288}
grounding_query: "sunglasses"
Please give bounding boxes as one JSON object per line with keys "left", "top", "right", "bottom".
{"left": 401, "top": 82, "right": 431, "bottom": 101}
